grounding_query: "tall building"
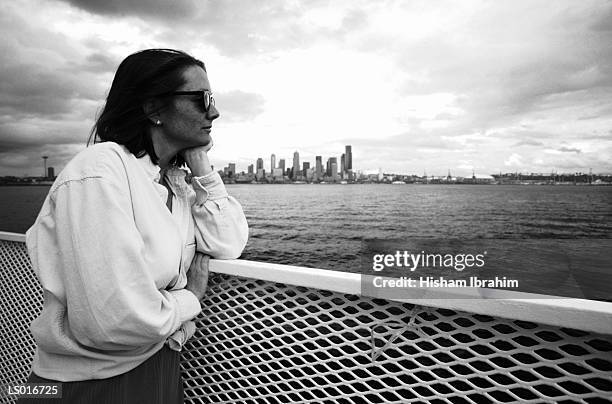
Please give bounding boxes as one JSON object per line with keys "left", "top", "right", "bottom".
{"left": 279, "top": 159, "right": 286, "bottom": 173}
{"left": 272, "top": 168, "right": 284, "bottom": 180}
{"left": 341, "top": 153, "right": 345, "bottom": 177}
{"left": 271, "top": 154, "right": 276, "bottom": 172}
{"left": 302, "top": 162, "right": 310, "bottom": 177}
{"left": 330, "top": 159, "right": 338, "bottom": 181}
{"left": 256, "top": 168, "right": 265, "bottom": 181}
{"left": 228, "top": 163, "right": 236, "bottom": 177}
{"left": 47, "top": 167, "right": 55, "bottom": 179}
{"left": 315, "top": 156, "right": 322, "bottom": 181}
{"left": 292, "top": 151, "right": 300, "bottom": 179}
{"left": 248, "top": 164, "right": 254, "bottom": 174}
{"left": 327, "top": 157, "right": 337, "bottom": 178}
{"left": 256, "top": 157, "right": 264, "bottom": 171}
{"left": 345, "top": 145, "right": 352, "bottom": 170}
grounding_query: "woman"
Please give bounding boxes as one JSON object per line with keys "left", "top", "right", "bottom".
{"left": 19, "top": 49, "right": 248, "bottom": 403}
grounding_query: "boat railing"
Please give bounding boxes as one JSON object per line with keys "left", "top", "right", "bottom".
{"left": 1, "top": 231, "right": 611, "bottom": 403}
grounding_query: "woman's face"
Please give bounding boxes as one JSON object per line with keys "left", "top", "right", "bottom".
{"left": 159, "top": 65, "right": 220, "bottom": 150}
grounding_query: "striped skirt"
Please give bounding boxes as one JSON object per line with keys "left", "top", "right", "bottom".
{"left": 17, "top": 345, "right": 183, "bottom": 404}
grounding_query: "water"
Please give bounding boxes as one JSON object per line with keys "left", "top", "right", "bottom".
{"left": 229, "top": 184, "right": 612, "bottom": 261}
{"left": 1, "top": 184, "right": 611, "bottom": 299}
{"left": 0, "top": 186, "right": 50, "bottom": 234}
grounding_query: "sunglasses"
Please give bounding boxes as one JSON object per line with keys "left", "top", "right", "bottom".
{"left": 157, "top": 90, "right": 215, "bottom": 113}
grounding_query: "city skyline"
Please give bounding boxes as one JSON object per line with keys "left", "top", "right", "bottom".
{"left": 1, "top": 1, "right": 611, "bottom": 177}
{"left": 242, "top": 144, "right": 354, "bottom": 181}
{"left": 219, "top": 143, "right": 609, "bottom": 181}
{"left": 4, "top": 146, "right": 612, "bottom": 181}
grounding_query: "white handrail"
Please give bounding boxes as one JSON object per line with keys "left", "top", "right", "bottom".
{"left": 3, "top": 230, "right": 612, "bottom": 334}
{"left": 211, "top": 259, "right": 612, "bottom": 335}
{"left": 0, "top": 231, "right": 26, "bottom": 242}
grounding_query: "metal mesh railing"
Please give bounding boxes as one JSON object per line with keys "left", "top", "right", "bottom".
{"left": 0, "top": 239, "right": 43, "bottom": 403}
{"left": 1, "top": 237, "right": 612, "bottom": 403}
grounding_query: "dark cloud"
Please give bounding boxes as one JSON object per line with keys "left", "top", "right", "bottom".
{"left": 514, "top": 139, "right": 544, "bottom": 147}
{"left": 79, "top": 52, "right": 121, "bottom": 74}
{"left": 61, "top": 0, "right": 358, "bottom": 58}
{"left": 578, "top": 114, "right": 603, "bottom": 120}
{"left": 388, "top": 1, "right": 612, "bottom": 134}
{"left": 579, "top": 131, "right": 612, "bottom": 140}
{"left": 0, "top": 64, "right": 102, "bottom": 118}
{"left": 63, "top": 0, "right": 198, "bottom": 19}
{"left": 588, "top": 2, "right": 612, "bottom": 32}
{"left": 0, "top": 118, "right": 91, "bottom": 152}
{"left": 558, "top": 146, "right": 582, "bottom": 153}
{"left": 0, "top": 5, "right": 110, "bottom": 122}
{"left": 0, "top": 142, "right": 85, "bottom": 176}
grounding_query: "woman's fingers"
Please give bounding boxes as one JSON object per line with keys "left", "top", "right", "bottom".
{"left": 186, "top": 252, "right": 210, "bottom": 300}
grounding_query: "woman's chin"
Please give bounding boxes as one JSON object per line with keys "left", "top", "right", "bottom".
{"left": 190, "top": 134, "right": 211, "bottom": 147}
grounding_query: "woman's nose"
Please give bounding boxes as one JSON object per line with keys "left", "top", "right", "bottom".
{"left": 206, "top": 104, "right": 220, "bottom": 121}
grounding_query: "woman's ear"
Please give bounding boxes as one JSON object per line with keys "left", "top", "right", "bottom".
{"left": 143, "top": 99, "right": 162, "bottom": 126}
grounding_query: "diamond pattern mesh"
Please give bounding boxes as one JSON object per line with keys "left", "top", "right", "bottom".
{"left": 1, "top": 238, "right": 612, "bottom": 403}
{"left": 0, "top": 240, "right": 43, "bottom": 403}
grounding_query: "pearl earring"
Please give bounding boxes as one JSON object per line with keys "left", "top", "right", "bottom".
{"left": 155, "top": 119, "right": 162, "bottom": 126}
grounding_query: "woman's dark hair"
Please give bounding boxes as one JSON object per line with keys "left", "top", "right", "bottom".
{"left": 88, "top": 48, "right": 206, "bottom": 165}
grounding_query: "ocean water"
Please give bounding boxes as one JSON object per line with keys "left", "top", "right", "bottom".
{"left": 0, "top": 186, "right": 50, "bottom": 234}
{"left": 1, "top": 184, "right": 611, "bottom": 299}
{"left": 229, "top": 184, "right": 611, "bottom": 258}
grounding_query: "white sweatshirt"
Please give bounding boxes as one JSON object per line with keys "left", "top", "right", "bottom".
{"left": 25, "top": 142, "right": 248, "bottom": 381}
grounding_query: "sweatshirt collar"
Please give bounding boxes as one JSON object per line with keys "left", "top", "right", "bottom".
{"left": 137, "top": 154, "right": 161, "bottom": 183}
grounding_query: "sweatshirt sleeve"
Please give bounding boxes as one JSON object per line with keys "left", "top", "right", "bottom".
{"left": 35, "top": 176, "right": 201, "bottom": 350}
{"left": 191, "top": 171, "right": 249, "bottom": 259}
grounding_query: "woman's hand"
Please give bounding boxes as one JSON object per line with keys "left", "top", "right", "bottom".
{"left": 181, "top": 140, "right": 214, "bottom": 176}
{"left": 185, "top": 252, "right": 210, "bottom": 301}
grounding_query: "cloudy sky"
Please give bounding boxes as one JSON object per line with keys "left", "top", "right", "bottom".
{"left": 1, "top": 0, "right": 611, "bottom": 177}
